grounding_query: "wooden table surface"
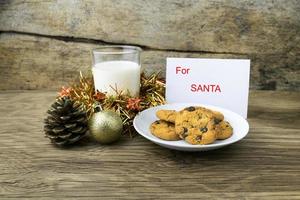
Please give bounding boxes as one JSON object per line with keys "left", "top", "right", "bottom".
{"left": 0, "top": 90, "right": 299, "bottom": 199}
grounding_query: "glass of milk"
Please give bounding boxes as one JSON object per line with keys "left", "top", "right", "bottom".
{"left": 92, "top": 46, "right": 142, "bottom": 97}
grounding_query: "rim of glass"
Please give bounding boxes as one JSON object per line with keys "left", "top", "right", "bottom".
{"left": 92, "top": 45, "right": 142, "bottom": 55}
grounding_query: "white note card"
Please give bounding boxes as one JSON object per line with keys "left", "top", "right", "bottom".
{"left": 166, "top": 58, "right": 251, "bottom": 118}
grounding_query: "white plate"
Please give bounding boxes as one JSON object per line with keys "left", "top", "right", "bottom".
{"left": 133, "top": 103, "right": 249, "bottom": 151}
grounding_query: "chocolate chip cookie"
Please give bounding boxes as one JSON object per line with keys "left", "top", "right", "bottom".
{"left": 150, "top": 120, "right": 181, "bottom": 141}
{"left": 215, "top": 121, "right": 233, "bottom": 140}
{"left": 151, "top": 106, "right": 232, "bottom": 145}
{"left": 184, "top": 120, "right": 217, "bottom": 145}
{"left": 175, "top": 106, "right": 223, "bottom": 140}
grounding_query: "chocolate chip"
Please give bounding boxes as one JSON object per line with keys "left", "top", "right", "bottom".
{"left": 155, "top": 121, "right": 160, "bottom": 124}
{"left": 196, "top": 135, "right": 202, "bottom": 141}
{"left": 182, "top": 127, "right": 188, "bottom": 138}
{"left": 200, "top": 127, "right": 208, "bottom": 133}
{"left": 214, "top": 118, "right": 221, "bottom": 124}
{"left": 185, "top": 106, "right": 195, "bottom": 112}
{"left": 167, "top": 122, "right": 174, "bottom": 127}
{"left": 183, "top": 127, "right": 188, "bottom": 133}
{"left": 182, "top": 133, "right": 188, "bottom": 138}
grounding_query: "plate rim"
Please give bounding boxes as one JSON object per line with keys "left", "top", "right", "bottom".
{"left": 133, "top": 103, "right": 249, "bottom": 149}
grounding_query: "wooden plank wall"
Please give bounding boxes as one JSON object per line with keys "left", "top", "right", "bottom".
{"left": 0, "top": 0, "right": 299, "bottom": 90}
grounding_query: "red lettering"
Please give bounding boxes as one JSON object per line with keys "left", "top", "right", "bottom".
{"left": 191, "top": 84, "right": 196, "bottom": 92}
{"left": 175, "top": 66, "right": 190, "bottom": 75}
{"left": 198, "top": 84, "right": 203, "bottom": 92}
{"left": 203, "top": 84, "right": 209, "bottom": 92}
{"left": 176, "top": 66, "right": 181, "bottom": 74}
{"left": 215, "top": 85, "right": 221, "bottom": 92}
{"left": 190, "top": 84, "right": 222, "bottom": 93}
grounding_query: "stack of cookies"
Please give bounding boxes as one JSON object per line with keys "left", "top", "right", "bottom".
{"left": 150, "top": 106, "right": 233, "bottom": 145}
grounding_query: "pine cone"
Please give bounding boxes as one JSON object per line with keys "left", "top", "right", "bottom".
{"left": 44, "top": 97, "right": 88, "bottom": 146}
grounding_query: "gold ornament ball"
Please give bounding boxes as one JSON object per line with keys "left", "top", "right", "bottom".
{"left": 88, "top": 111, "right": 123, "bottom": 144}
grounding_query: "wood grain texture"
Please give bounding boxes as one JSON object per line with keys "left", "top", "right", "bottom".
{"left": 0, "top": 90, "right": 299, "bottom": 199}
{"left": 0, "top": 33, "right": 245, "bottom": 90}
{"left": 1, "top": 0, "right": 299, "bottom": 91}
{"left": 1, "top": 0, "right": 299, "bottom": 54}
{"left": 1, "top": 33, "right": 299, "bottom": 91}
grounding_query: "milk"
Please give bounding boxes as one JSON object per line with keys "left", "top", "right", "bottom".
{"left": 92, "top": 61, "right": 141, "bottom": 97}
